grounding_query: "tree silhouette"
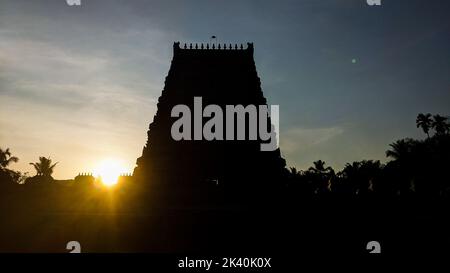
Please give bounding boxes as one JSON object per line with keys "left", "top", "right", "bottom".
{"left": 308, "top": 160, "right": 333, "bottom": 175}
{"left": 0, "top": 147, "right": 21, "bottom": 185}
{"left": 416, "top": 113, "right": 432, "bottom": 138}
{"left": 0, "top": 148, "right": 19, "bottom": 170}
{"left": 338, "top": 160, "right": 383, "bottom": 195}
{"left": 432, "top": 114, "right": 450, "bottom": 136}
{"left": 29, "top": 157, "right": 58, "bottom": 177}
{"left": 307, "top": 160, "right": 335, "bottom": 194}
{"left": 385, "top": 138, "right": 417, "bottom": 161}
{"left": 289, "top": 167, "right": 301, "bottom": 177}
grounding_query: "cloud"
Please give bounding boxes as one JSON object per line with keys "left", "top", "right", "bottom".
{"left": 281, "top": 126, "right": 344, "bottom": 156}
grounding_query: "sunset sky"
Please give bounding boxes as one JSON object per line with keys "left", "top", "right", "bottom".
{"left": 1, "top": 0, "right": 449, "bottom": 179}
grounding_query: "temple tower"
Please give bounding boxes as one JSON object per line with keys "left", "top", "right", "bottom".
{"left": 134, "top": 42, "right": 286, "bottom": 189}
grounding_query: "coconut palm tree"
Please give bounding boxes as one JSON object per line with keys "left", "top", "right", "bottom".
{"left": 308, "top": 160, "right": 334, "bottom": 175}
{"left": 29, "top": 157, "right": 58, "bottom": 177}
{"left": 308, "top": 160, "right": 335, "bottom": 194}
{"left": 416, "top": 113, "right": 432, "bottom": 138}
{"left": 0, "top": 147, "right": 20, "bottom": 185}
{"left": 339, "top": 160, "right": 383, "bottom": 195}
{"left": 385, "top": 138, "right": 421, "bottom": 195}
{"left": 432, "top": 114, "right": 450, "bottom": 136}
{"left": 0, "top": 147, "right": 19, "bottom": 170}
{"left": 386, "top": 138, "right": 417, "bottom": 161}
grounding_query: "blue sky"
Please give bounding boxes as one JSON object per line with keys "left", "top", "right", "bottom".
{"left": 1, "top": 0, "right": 449, "bottom": 179}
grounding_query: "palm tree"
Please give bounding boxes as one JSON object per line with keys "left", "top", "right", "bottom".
{"left": 0, "top": 148, "right": 23, "bottom": 185}
{"left": 29, "top": 157, "right": 58, "bottom": 177}
{"left": 308, "top": 160, "right": 335, "bottom": 194}
{"left": 416, "top": 113, "right": 432, "bottom": 138}
{"left": 0, "top": 148, "right": 19, "bottom": 169}
{"left": 432, "top": 114, "right": 450, "bottom": 136}
{"left": 308, "top": 160, "right": 334, "bottom": 175}
{"left": 386, "top": 138, "right": 416, "bottom": 161}
{"left": 339, "top": 161, "right": 361, "bottom": 179}
{"left": 339, "top": 160, "right": 383, "bottom": 195}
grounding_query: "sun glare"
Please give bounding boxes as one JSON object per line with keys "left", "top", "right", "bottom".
{"left": 93, "top": 158, "right": 128, "bottom": 186}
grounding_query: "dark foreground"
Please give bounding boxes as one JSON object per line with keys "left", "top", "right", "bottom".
{"left": 0, "top": 183, "right": 449, "bottom": 257}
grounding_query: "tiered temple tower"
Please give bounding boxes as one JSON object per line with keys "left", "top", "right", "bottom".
{"left": 134, "top": 42, "right": 286, "bottom": 190}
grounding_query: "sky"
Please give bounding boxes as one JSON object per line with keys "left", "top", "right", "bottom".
{"left": 0, "top": 0, "right": 449, "bottom": 179}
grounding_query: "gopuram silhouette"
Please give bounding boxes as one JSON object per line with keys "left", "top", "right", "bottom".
{"left": 133, "top": 42, "right": 287, "bottom": 202}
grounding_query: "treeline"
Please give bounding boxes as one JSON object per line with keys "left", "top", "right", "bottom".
{"left": 286, "top": 113, "right": 450, "bottom": 198}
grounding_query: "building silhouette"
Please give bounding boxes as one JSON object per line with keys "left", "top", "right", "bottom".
{"left": 134, "top": 42, "right": 287, "bottom": 191}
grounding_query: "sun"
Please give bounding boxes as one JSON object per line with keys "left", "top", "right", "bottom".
{"left": 93, "top": 158, "right": 128, "bottom": 186}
